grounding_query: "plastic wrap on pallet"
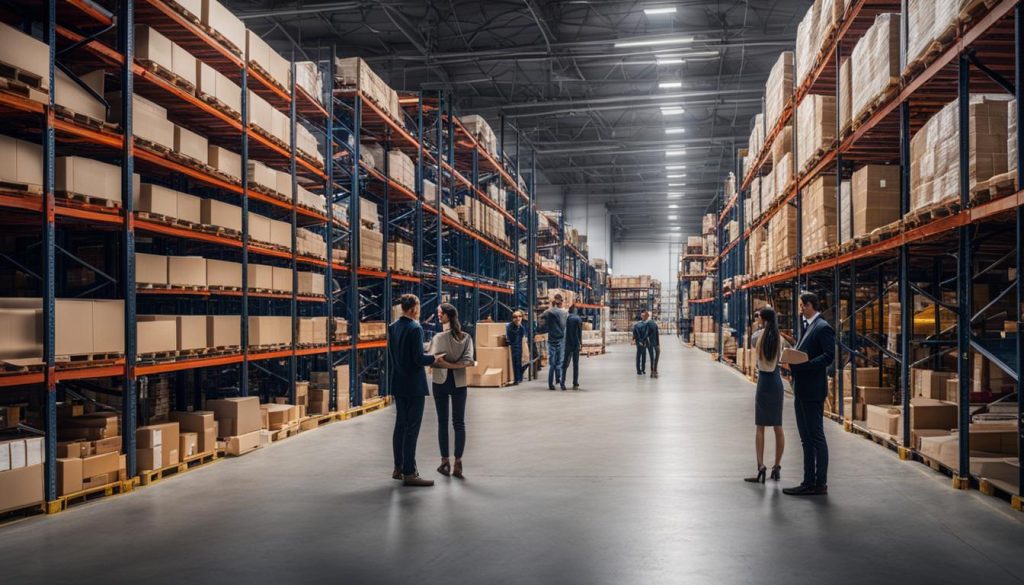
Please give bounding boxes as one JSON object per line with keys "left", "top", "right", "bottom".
{"left": 750, "top": 176, "right": 760, "bottom": 214}
{"left": 771, "top": 124, "right": 793, "bottom": 168}
{"left": 801, "top": 175, "right": 837, "bottom": 257}
{"left": 1010, "top": 100, "right": 1018, "bottom": 176}
{"left": 765, "top": 52, "right": 794, "bottom": 131}
{"left": 905, "top": 0, "right": 963, "bottom": 73}
{"left": 839, "top": 58, "right": 852, "bottom": 135}
{"left": 796, "top": 94, "right": 836, "bottom": 173}
{"left": 775, "top": 152, "right": 793, "bottom": 198}
{"left": 795, "top": 0, "right": 821, "bottom": 86}
{"left": 725, "top": 172, "right": 736, "bottom": 200}
{"left": 295, "top": 61, "right": 324, "bottom": 104}
{"left": 769, "top": 204, "right": 797, "bottom": 272}
{"left": 852, "top": 165, "right": 901, "bottom": 238}
{"left": 762, "top": 166, "right": 776, "bottom": 207}
{"left": 335, "top": 57, "right": 402, "bottom": 123}
{"left": 851, "top": 13, "right": 900, "bottom": 124}
{"left": 748, "top": 113, "right": 765, "bottom": 161}
{"left": 839, "top": 179, "right": 852, "bottom": 245}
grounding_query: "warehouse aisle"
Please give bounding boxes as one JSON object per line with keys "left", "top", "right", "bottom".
{"left": 2, "top": 339, "right": 1024, "bottom": 585}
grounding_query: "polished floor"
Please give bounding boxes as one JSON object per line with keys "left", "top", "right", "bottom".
{"left": 2, "top": 338, "right": 1024, "bottom": 584}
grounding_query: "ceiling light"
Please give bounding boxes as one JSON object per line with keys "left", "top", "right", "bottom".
{"left": 667, "top": 174, "right": 685, "bottom": 179}
{"left": 667, "top": 192, "right": 683, "bottom": 198}
{"left": 666, "top": 149, "right": 686, "bottom": 156}
{"left": 659, "top": 81, "right": 682, "bottom": 89}
{"left": 644, "top": 6, "right": 677, "bottom": 15}
{"left": 665, "top": 128, "right": 686, "bottom": 134}
{"left": 668, "top": 204, "right": 679, "bottom": 209}
{"left": 668, "top": 183, "right": 686, "bottom": 187}
{"left": 660, "top": 107, "right": 685, "bottom": 116}
{"left": 615, "top": 36, "right": 694, "bottom": 48}
{"left": 672, "top": 227, "right": 681, "bottom": 231}
{"left": 668, "top": 215, "right": 678, "bottom": 220}
{"left": 665, "top": 164, "right": 686, "bottom": 170}
{"left": 656, "top": 57, "right": 685, "bottom": 65}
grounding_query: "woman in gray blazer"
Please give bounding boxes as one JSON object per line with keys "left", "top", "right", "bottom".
{"left": 427, "top": 303, "right": 475, "bottom": 478}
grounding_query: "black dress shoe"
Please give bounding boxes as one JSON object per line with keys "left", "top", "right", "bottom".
{"left": 560, "top": 385, "right": 567, "bottom": 391}
{"left": 548, "top": 385, "right": 556, "bottom": 391}
{"left": 782, "top": 484, "right": 815, "bottom": 496}
{"left": 812, "top": 485, "right": 828, "bottom": 495}
{"left": 572, "top": 384, "right": 580, "bottom": 389}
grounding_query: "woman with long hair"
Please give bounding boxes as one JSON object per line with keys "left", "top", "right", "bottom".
{"left": 427, "top": 303, "right": 475, "bottom": 478}
{"left": 745, "top": 306, "right": 787, "bottom": 484}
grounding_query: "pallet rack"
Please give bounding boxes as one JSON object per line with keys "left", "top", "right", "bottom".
{"left": 694, "top": 0, "right": 1024, "bottom": 508}
{"left": 0, "top": 0, "right": 602, "bottom": 514}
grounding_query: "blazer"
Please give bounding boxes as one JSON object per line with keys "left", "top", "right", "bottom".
{"left": 387, "top": 316, "right": 435, "bottom": 397}
{"left": 427, "top": 329, "right": 475, "bottom": 387}
{"left": 788, "top": 316, "right": 835, "bottom": 402}
{"left": 564, "top": 314, "right": 584, "bottom": 351}
{"left": 632, "top": 321, "right": 647, "bottom": 346}
{"left": 644, "top": 320, "right": 660, "bottom": 347}
{"left": 538, "top": 306, "right": 567, "bottom": 340}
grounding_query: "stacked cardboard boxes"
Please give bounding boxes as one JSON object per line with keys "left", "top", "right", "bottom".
{"left": 297, "top": 228, "right": 328, "bottom": 259}
{"left": 0, "top": 298, "right": 125, "bottom": 360}
{"left": 851, "top": 165, "right": 900, "bottom": 238}
{"left": 839, "top": 58, "right": 852, "bottom": 135}
{"left": 135, "top": 422, "right": 181, "bottom": 472}
{"left": 768, "top": 205, "right": 797, "bottom": 271}
{"left": 468, "top": 322, "right": 513, "bottom": 387}
{"left": 295, "top": 61, "right": 324, "bottom": 104}
{"left": 246, "top": 30, "right": 291, "bottom": 90}
{"left": 462, "top": 115, "right": 498, "bottom": 155}
{"left": 795, "top": 0, "right": 844, "bottom": 85}
{"left": 0, "top": 437, "right": 45, "bottom": 511}
{"left": 359, "top": 321, "right": 387, "bottom": 341}
{"left": 388, "top": 150, "right": 416, "bottom": 190}
{"left": 764, "top": 52, "right": 794, "bottom": 131}
{"left": 796, "top": 94, "right": 837, "bottom": 172}
{"left": 201, "top": 0, "right": 245, "bottom": 56}
{"left": 335, "top": 57, "right": 402, "bottom": 123}
{"left": 247, "top": 316, "right": 291, "bottom": 347}
{"left": 196, "top": 61, "right": 242, "bottom": 115}
{"left": 206, "top": 397, "right": 261, "bottom": 456}
{"left": 387, "top": 241, "right": 415, "bottom": 273}
{"left": 359, "top": 228, "right": 384, "bottom": 269}
{"left": 800, "top": 175, "right": 837, "bottom": 257}
{"left": 906, "top": 0, "right": 965, "bottom": 72}
{"left": 851, "top": 14, "right": 900, "bottom": 123}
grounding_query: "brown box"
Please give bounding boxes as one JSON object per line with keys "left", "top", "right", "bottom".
{"left": 851, "top": 165, "right": 900, "bottom": 238}
{"left": 135, "top": 25, "right": 173, "bottom": 71}
{"left": 173, "top": 124, "right": 208, "bottom": 166}
{"left": 57, "top": 441, "right": 87, "bottom": 459}
{"left": 866, "top": 404, "right": 901, "bottom": 436}
{"left": 272, "top": 266, "right": 293, "bottom": 293}
{"left": 176, "top": 192, "right": 202, "bottom": 224}
{"left": 855, "top": 386, "right": 894, "bottom": 406}
{"left": 912, "top": 369, "right": 956, "bottom": 399}
{"left": 476, "top": 323, "right": 508, "bottom": 348}
{"left": 248, "top": 212, "right": 272, "bottom": 244}
{"left": 201, "top": 198, "right": 242, "bottom": 232}
{"left": 136, "top": 252, "right": 168, "bottom": 285}
{"left": 0, "top": 22, "right": 50, "bottom": 91}
{"left": 91, "top": 299, "right": 125, "bottom": 354}
{"left": 261, "top": 404, "right": 293, "bottom": 430}
{"left": 0, "top": 134, "right": 43, "bottom": 189}
{"left": 226, "top": 429, "right": 261, "bottom": 456}
{"left": 137, "top": 316, "right": 178, "bottom": 354}
{"left": 171, "top": 41, "right": 197, "bottom": 86}
{"left": 206, "top": 259, "right": 242, "bottom": 289}
{"left": 137, "top": 183, "right": 178, "bottom": 217}
{"left": 168, "top": 256, "right": 207, "bottom": 287}
{"left": 57, "top": 458, "right": 83, "bottom": 496}
{"left": 247, "top": 263, "right": 274, "bottom": 290}
{"left": 910, "top": 398, "right": 958, "bottom": 431}
{"left": 208, "top": 145, "right": 242, "bottom": 181}
{"left": 107, "top": 92, "right": 175, "bottom": 150}
{"left": 136, "top": 426, "right": 163, "bottom": 449}
{"left": 177, "top": 315, "right": 206, "bottom": 351}
{"left": 136, "top": 447, "right": 162, "bottom": 472}
{"left": 207, "top": 397, "right": 261, "bottom": 436}
{"left": 56, "top": 299, "right": 93, "bottom": 356}
{"left": 297, "top": 272, "right": 325, "bottom": 296}
{"left": 56, "top": 157, "right": 123, "bottom": 205}
{"left": 206, "top": 315, "right": 241, "bottom": 348}
{"left": 248, "top": 316, "right": 289, "bottom": 346}
{"left": 81, "top": 451, "right": 120, "bottom": 479}
{"left": 137, "top": 422, "right": 179, "bottom": 467}
{"left": 0, "top": 464, "right": 44, "bottom": 513}
{"left": 179, "top": 432, "right": 198, "bottom": 458}
{"left": 170, "top": 411, "right": 218, "bottom": 453}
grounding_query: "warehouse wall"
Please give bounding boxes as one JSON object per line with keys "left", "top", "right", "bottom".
{"left": 611, "top": 240, "right": 678, "bottom": 287}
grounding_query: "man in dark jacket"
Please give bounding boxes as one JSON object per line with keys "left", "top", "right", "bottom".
{"left": 632, "top": 312, "right": 648, "bottom": 375}
{"left": 562, "top": 307, "right": 584, "bottom": 389}
{"left": 538, "top": 294, "right": 568, "bottom": 390}
{"left": 644, "top": 314, "right": 661, "bottom": 378}
{"left": 388, "top": 294, "right": 444, "bottom": 487}
{"left": 783, "top": 291, "right": 835, "bottom": 496}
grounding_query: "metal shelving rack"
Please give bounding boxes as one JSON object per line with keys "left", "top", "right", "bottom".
{"left": 696, "top": 0, "right": 1024, "bottom": 508}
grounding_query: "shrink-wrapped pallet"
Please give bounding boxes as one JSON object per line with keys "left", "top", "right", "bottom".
{"left": 725, "top": 172, "right": 736, "bottom": 200}
{"left": 1009, "top": 100, "right": 1018, "bottom": 176}
{"left": 772, "top": 124, "right": 793, "bottom": 168}
{"left": 750, "top": 175, "right": 760, "bottom": 214}
{"left": 335, "top": 57, "right": 402, "bottom": 123}
{"left": 295, "top": 61, "right": 324, "bottom": 104}
{"left": 749, "top": 113, "right": 765, "bottom": 161}
{"left": 839, "top": 179, "right": 852, "bottom": 245}
{"left": 795, "top": 0, "right": 821, "bottom": 86}
{"left": 852, "top": 165, "right": 901, "bottom": 238}
{"left": 769, "top": 205, "right": 798, "bottom": 271}
{"left": 801, "top": 175, "right": 837, "bottom": 257}
{"left": 839, "top": 58, "right": 852, "bottom": 135}
{"left": 765, "top": 52, "right": 794, "bottom": 131}
{"left": 850, "top": 14, "right": 900, "bottom": 123}
{"left": 762, "top": 166, "right": 776, "bottom": 207}
{"left": 796, "top": 94, "right": 836, "bottom": 172}
{"left": 905, "top": 0, "right": 962, "bottom": 72}
{"left": 775, "top": 152, "right": 793, "bottom": 197}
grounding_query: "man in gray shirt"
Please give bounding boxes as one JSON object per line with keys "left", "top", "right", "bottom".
{"left": 538, "top": 293, "right": 569, "bottom": 390}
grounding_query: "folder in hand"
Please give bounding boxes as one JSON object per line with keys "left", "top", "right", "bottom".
{"left": 780, "top": 348, "right": 809, "bottom": 364}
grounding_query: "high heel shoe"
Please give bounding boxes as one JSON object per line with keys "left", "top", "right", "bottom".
{"left": 452, "top": 461, "right": 464, "bottom": 479}
{"left": 744, "top": 465, "right": 767, "bottom": 484}
{"left": 770, "top": 466, "right": 781, "bottom": 481}
{"left": 437, "top": 461, "right": 451, "bottom": 476}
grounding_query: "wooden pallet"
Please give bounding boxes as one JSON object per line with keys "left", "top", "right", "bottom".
{"left": 851, "top": 84, "right": 898, "bottom": 131}
{"left": 136, "top": 211, "right": 203, "bottom": 231}
{"left": 166, "top": 0, "right": 202, "bottom": 25}
{"left": 904, "top": 197, "right": 960, "bottom": 228}
{"left": 197, "top": 92, "right": 242, "bottom": 121}
{"left": 298, "top": 149, "right": 325, "bottom": 169}
{"left": 138, "top": 59, "right": 195, "bottom": 94}
{"left": 201, "top": 24, "right": 243, "bottom": 58}
{"left": 250, "top": 125, "right": 290, "bottom": 152}
{"left": 970, "top": 172, "right": 1017, "bottom": 205}
{"left": 137, "top": 350, "right": 180, "bottom": 363}
{"left": 0, "top": 179, "right": 43, "bottom": 196}
{"left": 136, "top": 137, "right": 173, "bottom": 156}
{"left": 55, "top": 351, "right": 123, "bottom": 363}
{"left": 248, "top": 61, "right": 288, "bottom": 95}
{"left": 138, "top": 450, "right": 218, "bottom": 486}
{"left": 49, "top": 478, "right": 137, "bottom": 514}
{"left": 0, "top": 59, "right": 45, "bottom": 91}
{"left": 54, "top": 104, "right": 114, "bottom": 132}
{"left": 56, "top": 190, "right": 119, "bottom": 209}
{"left": 960, "top": 0, "right": 1001, "bottom": 25}
{"left": 902, "top": 23, "right": 958, "bottom": 80}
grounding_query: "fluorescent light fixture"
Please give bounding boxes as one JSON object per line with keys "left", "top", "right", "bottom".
{"left": 615, "top": 36, "right": 694, "bottom": 48}
{"left": 668, "top": 184, "right": 686, "bottom": 188}
{"left": 667, "top": 174, "right": 686, "bottom": 179}
{"left": 656, "top": 57, "right": 685, "bottom": 65}
{"left": 665, "top": 128, "right": 686, "bottom": 134}
{"left": 667, "top": 192, "right": 684, "bottom": 198}
{"left": 659, "top": 81, "right": 682, "bottom": 89}
{"left": 665, "top": 164, "right": 686, "bottom": 170}
{"left": 644, "top": 6, "right": 677, "bottom": 15}
{"left": 668, "top": 215, "right": 678, "bottom": 220}
{"left": 660, "top": 108, "right": 685, "bottom": 116}
{"left": 666, "top": 149, "right": 686, "bottom": 156}
{"left": 672, "top": 227, "right": 681, "bottom": 231}
{"left": 668, "top": 204, "right": 679, "bottom": 209}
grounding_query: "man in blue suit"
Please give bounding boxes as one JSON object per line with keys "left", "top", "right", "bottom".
{"left": 388, "top": 294, "right": 444, "bottom": 487}
{"left": 632, "top": 311, "right": 649, "bottom": 375}
{"left": 783, "top": 291, "right": 834, "bottom": 496}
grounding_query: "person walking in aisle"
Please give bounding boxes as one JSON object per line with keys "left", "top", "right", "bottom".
{"left": 427, "top": 303, "right": 474, "bottom": 479}
{"left": 538, "top": 293, "right": 568, "bottom": 390}
{"left": 744, "top": 306, "right": 787, "bottom": 484}
{"left": 562, "top": 307, "right": 584, "bottom": 389}
{"left": 388, "top": 294, "right": 447, "bottom": 487}
{"left": 643, "top": 311, "right": 661, "bottom": 378}
{"left": 782, "top": 292, "right": 835, "bottom": 496}
{"left": 506, "top": 310, "right": 527, "bottom": 385}
{"left": 632, "top": 311, "right": 648, "bottom": 375}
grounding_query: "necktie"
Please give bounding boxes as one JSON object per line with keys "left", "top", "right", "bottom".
{"left": 802, "top": 319, "right": 808, "bottom": 335}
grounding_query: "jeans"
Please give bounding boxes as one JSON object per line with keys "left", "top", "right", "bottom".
{"left": 392, "top": 395, "right": 426, "bottom": 475}
{"left": 562, "top": 348, "right": 580, "bottom": 386}
{"left": 793, "top": 399, "right": 828, "bottom": 487}
{"left": 647, "top": 344, "right": 660, "bottom": 373}
{"left": 434, "top": 383, "right": 467, "bottom": 459}
{"left": 511, "top": 348, "right": 524, "bottom": 383}
{"left": 636, "top": 344, "right": 647, "bottom": 373}
{"left": 547, "top": 338, "right": 565, "bottom": 387}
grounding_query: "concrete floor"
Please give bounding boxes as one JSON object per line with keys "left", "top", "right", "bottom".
{"left": 2, "top": 338, "right": 1024, "bottom": 584}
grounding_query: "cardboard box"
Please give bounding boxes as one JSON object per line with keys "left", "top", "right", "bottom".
{"left": 207, "top": 315, "right": 241, "bottom": 348}
{"left": 476, "top": 322, "right": 508, "bottom": 348}
{"left": 172, "top": 124, "right": 208, "bottom": 166}
{"left": 269, "top": 219, "right": 292, "bottom": 249}
{"left": 135, "top": 25, "right": 173, "bottom": 71}
{"left": 107, "top": 92, "right": 175, "bottom": 150}
{"left": 208, "top": 145, "right": 242, "bottom": 181}
{"left": 196, "top": 61, "right": 241, "bottom": 113}
{"left": 179, "top": 432, "right": 198, "bottom": 458}
{"left": 171, "top": 42, "right": 197, "bottom": 87}
{"left": 910, "top": 398, "right": 958, "bottom": 431}
{"left": 137, "top": 317, "right": 178, "bottom": 354}
{"left": 297, "top": 272, "right": 325, "bottom": 296}
{"left": 57, "top": 441, "right": 87, "bottom": 459}
{"left": 177, "top": 315, "right": 206, "bottom": 351}
{"left": 201, "top": 0, "right": 245, "bottom": 55}
{"left": 57, "top": 458, "right": 83, "bottom": 496}
{"left": 248, "top": 316, "right": 290, "bottom": 346}
{"left": 261, "top": 404, "right": 294, "bottom": 430}
{"left": 170, "top": 411, "right": 217, "bottom": 453}
{"left": 272, "top": 266, "right": 293, "bottom": 292}
{"left": 137, "top": 183, "right": 179, "bottom": 217}
{"left": 136, "top": 252, "right": 168, "bottom": 285}
{"left": 851, "top": 164, "right": 900, "bottom": 238}
{"left": 56, "top": 157, "right": 123, "bottom": 205}
{"left": 0, "top": 133, "right": 44, "bottom": 189}
{"left": 913, "top": 369, "right": 956, "bottom": 399}
{"left": 0, "top": 307, "right": 42, "bottom": 360}
{"left": 0, "top": 464, "right": 43, "bottom": 513}
{"left": 201, "top": 198, "right": 242, "bottom": 232}
{"left": 136, "top": 447, "right": 162, "bottom": 472}
{"left": 168, "top": 256, "right": 207, "bottom": 287}
{"left": 248, "top": 212, "right": 272, "bottom": 244}
{"left": 0, "top": 22, "right": 50, "bottom": 91}
{"left": 176, "top": 192, "right": 202, "bottom": 224}
{"left": 91, "top": 299, "right": 125, "bottom": 354}
{"left": 206, "top": 259, "right": 242, "bottom": 289}
{"left": 81, "top": 451, "right": 120, "bottom": 479}
{"left": 55, "top": 69, "right": 106, "bottom": 121}
{"left": 247, "top": 263, "right": 274, "bottom": 290}
{"left": 92, "top": 436, "right": 120, "bottom": 455}
{"left": 226, "top": 429, "right": 261, "bottom": 456}
{"left": 207, "top": 397, "right": 261, "bottom": 436}
{"left": 866, "top": 404, "right": 901, "bottom": 436}
{"left": 56, "top": 299, "right": 93, "bottom": 356}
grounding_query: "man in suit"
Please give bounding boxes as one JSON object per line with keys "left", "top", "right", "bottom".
{"left": 645, "top": 313, "right": 661, "bottom": 378}
{"left": 388, "top": 294, "right": 445, "bottom": 487}
{"left": 783, "top": 291, "right": 835, "bottom": 496}
{"left": 632, "top": 311, "right": 649, "bottom": 375}
{"left": 562, "top": 307, "right": 584, "bottom": 389}
{"left": 538, "top": 293, "right": 568, "bottom": 390}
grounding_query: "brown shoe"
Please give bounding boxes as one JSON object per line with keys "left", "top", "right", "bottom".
{"left": 452, "top": 461, "right": 464, "bottom": 479}
{"left": 437, "top": 461, "right": 451, "bottom": 476}
{"left": 651, "top": 371, "right": 659, "bottom": 378}
{"left": 403, "top": 473, "right": 435, "bottom": 487}
{"left": 392, "top": 468, "right": 402, "bottom": 480}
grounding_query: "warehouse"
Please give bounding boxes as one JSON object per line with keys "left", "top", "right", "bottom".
{"left": 1, "top": 0, "right": 1024, "bottom": 583}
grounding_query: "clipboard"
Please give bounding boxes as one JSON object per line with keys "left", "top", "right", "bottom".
{"left": 780, "top": 348, "right": 809, "bottom": 364}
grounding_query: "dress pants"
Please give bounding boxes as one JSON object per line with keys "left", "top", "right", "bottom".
{"left": 635, "top": 344, "right": 647, "bottom": 373}
{"left": 793, "top": 398, "right": 829, "bottom": 487}
{"left": 392, "top": 395, "right": 426, "bottom": 475}
{"left": 510, "top": 348, "right": 524, "bottom": 383}
{"left": 433, "top": 381, "right": 467, "bottom": 458}
{"left": 547, "top": 338, "right": 565, "bottom": 386}
{"left": 646, "top": 344, "right": 660, "bottom": 373}
{"left": 562, "top": 348, "right": 580, "bottom": 386}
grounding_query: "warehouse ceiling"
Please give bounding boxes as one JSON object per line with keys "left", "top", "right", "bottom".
{"left": 229, "top": 0, "right": 812, "bottom": 241}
